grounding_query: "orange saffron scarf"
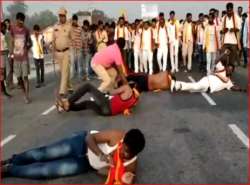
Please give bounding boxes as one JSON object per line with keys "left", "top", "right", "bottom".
{"left": 105, "top": 142, "right": 125, "bottom": 185}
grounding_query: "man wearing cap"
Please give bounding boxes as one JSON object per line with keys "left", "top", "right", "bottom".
{"left": 52, "top": 8, "right": 73, "bottom": 99}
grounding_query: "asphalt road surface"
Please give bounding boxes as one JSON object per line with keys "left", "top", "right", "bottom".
{"left": 1, "top": 58, "right": 248, "bottom": 184}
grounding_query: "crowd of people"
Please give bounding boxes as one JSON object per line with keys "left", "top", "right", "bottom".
{"left": 0, "top": 2, "right": 248, "bottom": 184}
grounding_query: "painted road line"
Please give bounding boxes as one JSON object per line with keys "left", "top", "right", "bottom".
{"left": 229, "top": 124, "right": 249, "bottom": 148}
{"left": 188, "top": 76, "right": 216, "bottom": 106}
{"left": 1, "top": 135, "right": 16, "bottom": 147}
{"left": 41, "top": 105, "right": 56, "bottom": 115}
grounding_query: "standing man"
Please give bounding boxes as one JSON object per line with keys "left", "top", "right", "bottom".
{"left": 241, "top": 13, "right": 249, "bottom": 68}
{"left": 221, "top": 2, "right": 241, "bottom": 66}
{"left": 156, "top": 17, "right": 168, "bottom": 72}
{"left": 168, "top": 11, "right": 180, "bottom": 73}
{"left": 141, "top": 21, "right": 154, "bottom": 74}
{"left": 52, "top": 8, "right": 73, "bottom": 99}
{"left": 1, "top": 22, "right": 12, "bottom": 97}
{"left": 3, "top": 19, "right": 14, "bottom": 90}
{"left": 182, "top": 13, "right": 195, "bottom": 72}
{"left": 70, "top": 14, "right": 83, "bottom": 80}
{"left": 204, "top": 13, "right": 220, "bottom": 74}
{"left": 95, "top": 21, "right": 108, "bottom": 52}
{"left": 81, "top": 20, "right": 94, "bottom": 80}
{"left": 10, "top": 12, "right": 32, "bottom": 103}
{"left": 195, "top": 13, "right": 206, "bottom": 72}
{"left": 30, "top": 24, "right": 45, "bottom": 88}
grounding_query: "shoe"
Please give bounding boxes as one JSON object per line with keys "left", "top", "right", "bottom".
{"left": 1, "top": 158, "right": 13, "bottom": 166}
{"left": 36, "top": 84, "right": 41, "bottom": 88}
{"left": 1, "top": 163, "right": 12, "bottom": 178}
{"left": 170, "top": 79, "right": 176, "bottom": 92}
{"left": 24, "top": 97, "right": 31, "bottom": 104}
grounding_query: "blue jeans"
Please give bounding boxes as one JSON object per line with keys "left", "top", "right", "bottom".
{"left": 70, "top": 48, "right": 83, "bottom": 79}
{"left": 82, "top": 53, "right": 92, "bottom": 77}
{"left": 197, "top": 45, "right": 206, "bottom": 70}
{"left": 243, "top": 47, "right": 248, "bottom": 66}
{"left": 9, "top": 131, "right": 90, "bottom": 179}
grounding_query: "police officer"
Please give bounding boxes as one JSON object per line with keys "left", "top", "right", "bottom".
{"left": 52, "top": 8, "right": 73, "bottom": 98}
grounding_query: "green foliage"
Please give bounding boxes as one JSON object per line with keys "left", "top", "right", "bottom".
{"left": 5, "top": 1, "right": 57, "bottom": 30}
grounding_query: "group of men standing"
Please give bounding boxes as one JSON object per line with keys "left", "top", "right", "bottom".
{"left": 0, "top": 2, "right": 248, "bottom": 103}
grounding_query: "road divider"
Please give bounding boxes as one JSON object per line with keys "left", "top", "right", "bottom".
{"left": 229, "top": 124, "right": 249, "bottom": 148}
{"left": 1, "top": 135, "right": 16, "bottom": 147}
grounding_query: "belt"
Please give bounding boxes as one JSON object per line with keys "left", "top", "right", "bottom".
{"left": 56, "top": 48, "right": 69, "bottom": 52}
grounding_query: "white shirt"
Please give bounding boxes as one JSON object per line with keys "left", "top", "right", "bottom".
{"left": 87, "top": 130, "right": 137, "bottom": 170}
{"left": 133, "top": 29, "right": 142, "bottom": 52}
{"left": 208, "top": 62, "right": 233, "bottom": 93}
{"left": 208, "top": 75, "right": 233, "bottom": 93}
{"left": 223, "top": 15, "right": 240, "bottom": 44}
{"left": 141, "top": 28, "right": 152, "bottom": 51}
{"left": 196, "top": 24, "right": 205, "bottom": 45}
{"left": 31, "top": 34, "right": 44, "bottom": 59}
{"left": 157, "top": 26, "right": 168, "bottom": 48}
{"left": 168, "top": 23, "right": 178, "bottom": 43}
{"left": 114, "top": 26, "right": 129, "bottom": 41}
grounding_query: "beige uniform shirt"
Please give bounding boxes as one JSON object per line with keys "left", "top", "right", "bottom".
{"left": 53, "top": 22, "right": 71, "bottom": 50}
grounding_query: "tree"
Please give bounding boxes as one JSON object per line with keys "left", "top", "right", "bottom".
{"left": 27, "top": 10, "right": 57, "bottom": 29}
{"left": 6, "top": 0, "right": 28, "bottom": 20}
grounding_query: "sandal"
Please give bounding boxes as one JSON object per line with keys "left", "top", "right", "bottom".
{"left": 55, "top": 98, "right": 65, "bottom": 113}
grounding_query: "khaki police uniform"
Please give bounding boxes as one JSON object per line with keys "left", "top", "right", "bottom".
{"left": 53, "top": 8, "right": 73, "bottom": 95}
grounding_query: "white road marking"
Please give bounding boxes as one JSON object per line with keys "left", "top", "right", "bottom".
{"left": 41, "top": 105, "right": 56, "bottom": 115}
{"left": 229, "top": 124, "right": 249, "bottom": 148}
{"left": 188, "top": 76, "right": 216, "bottom": 106}
{"left": 1, "top": 135, "right": 16, "bottom": 147}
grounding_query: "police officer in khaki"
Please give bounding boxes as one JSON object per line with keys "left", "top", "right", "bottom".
{"left": 52, "top": 8, "right": 73, "bottom": 98}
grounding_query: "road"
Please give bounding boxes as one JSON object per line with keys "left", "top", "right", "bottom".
{"left": 1, "top": 56, "right": 248, "bottom": 184}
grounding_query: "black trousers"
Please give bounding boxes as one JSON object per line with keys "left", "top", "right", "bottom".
{"left": 68, "top": 83, "right": 111, "bottom": 116}
{"left": 34, "top": 58, "right": 44, "bottom": 84}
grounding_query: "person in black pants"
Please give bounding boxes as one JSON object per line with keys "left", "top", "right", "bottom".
{"left": 56, "top": 82, "right": 139, "bottom": 116}
{"left": 31, "top": 25, "right": 45, "bottom": 88}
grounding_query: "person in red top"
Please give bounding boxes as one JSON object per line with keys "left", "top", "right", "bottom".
{"left": 56, "top": 82, "right": 140, "bottom": 116}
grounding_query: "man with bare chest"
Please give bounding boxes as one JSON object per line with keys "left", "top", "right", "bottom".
{"left": 126, "top": 71, "right": 172, "bottom": 92}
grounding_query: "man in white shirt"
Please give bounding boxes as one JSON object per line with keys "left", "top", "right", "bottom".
{"left": 221, "top": 2, "right": 241, "bottom": 66}
{"left": 132, "top": 22, "right": 142, "bottom": 73}
{"left": 141, "top": 21, "right": 154, "bottom": 74}
{"left": 196, "top": 13, "right": 206, "bottom": 72}
{"left": 168, "top": 11, "right": 180, "bottom": 73}
{"left": 171, "top": 58, "right": 244, "bottom": 94}
{"left": 182, "top": 13, "right": 194, "bottom": 72}
{"left": 31, "top": 24, "right": 45, "bottom": 88}
{"left": 156, "top": 18, "right": 168, "bottom": 72}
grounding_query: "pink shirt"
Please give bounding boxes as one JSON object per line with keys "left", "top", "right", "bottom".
{"left": 92, "top": 43, "right": 123, "bottom": 68}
